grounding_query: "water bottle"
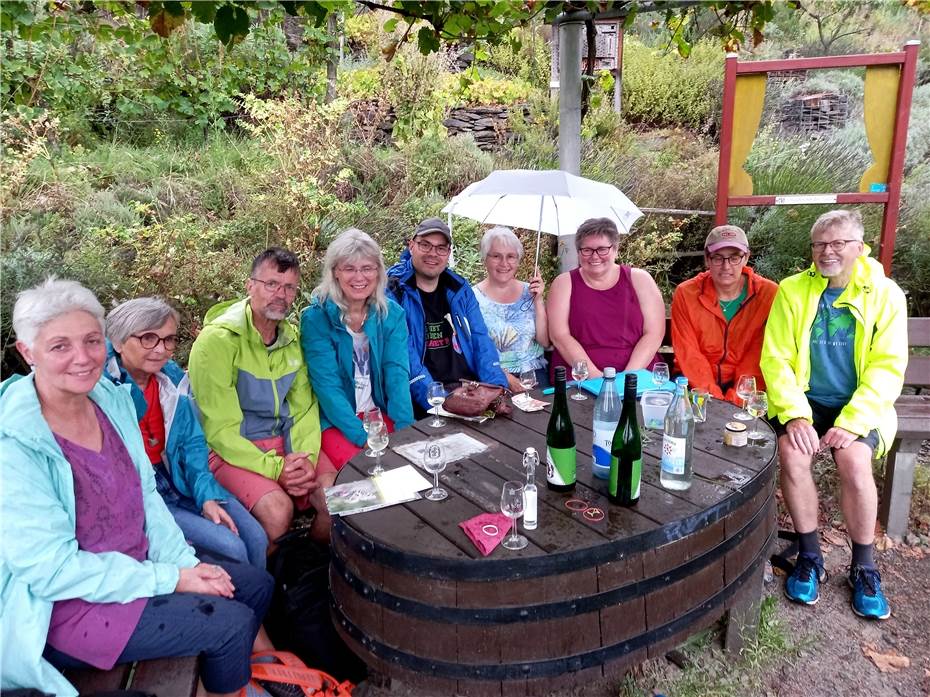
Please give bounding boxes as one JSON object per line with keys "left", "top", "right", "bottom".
{"left": 660, "top": 376, "right": 694, "bottom": 490}
{"left": 546, "top": 366, "right": 576, "bottom": 492}
{"left": 591, "top": 367, "right": 621, "bottom": 480}
{"left": 523, "top": 447, "right": 539, "bottom": 530}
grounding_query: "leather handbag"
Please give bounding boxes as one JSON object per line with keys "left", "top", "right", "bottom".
{"left": 443, "top": 380, "right": 513, "bottom": 418}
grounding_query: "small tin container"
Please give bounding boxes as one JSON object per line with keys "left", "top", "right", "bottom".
{"left": 724, "top": 421, "right": 748, "bottom": 447}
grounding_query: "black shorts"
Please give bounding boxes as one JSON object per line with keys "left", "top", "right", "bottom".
{"left": 769, "top": 399, "right": 880, "bottom": 453}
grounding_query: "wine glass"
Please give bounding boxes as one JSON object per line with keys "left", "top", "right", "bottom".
{"left": 746, "top": 390, "right": 769, "bottom": 444}
{"left": 734, "top": 375, "right": 757, "bottom": 420}
{"left": 362, "top": 408, "right": 384, "bottom": 457}
{"left": 426, "top": 381, "right": 446, "bottom": 428}
{"left": 517, "top": 369, "right": 537, "bottom": 406}
{"left": 422, "top": 439, "right": 448, "bottom": 501}
{"left": 500, "top": 481, "right": 528, "bottom": 550}
{"left": 366, "top": 422, "right": 389, "bottom": 476}
{"left": 652, "top": 362, "right": 670, "bottom": 388}
{"left": 570, "top": 360, "right": 589, "bottom": 401}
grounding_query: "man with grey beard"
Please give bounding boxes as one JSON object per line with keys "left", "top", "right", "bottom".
{"left": 189, "top": 247, "right": 336, "bottom": 550}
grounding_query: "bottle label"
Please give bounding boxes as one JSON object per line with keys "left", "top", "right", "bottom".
{"left": 524, "top": 488, "right": 537, "bottom": 528}
{"left": 592, "top": 423, "right": 616, "bottom": 469}
{"left": 609, "top": 456, "right": 642, "bottom": 499}
{"left": 661, "top": 435, "right": 687, "bottom": 475}
{"left": 547, "top": 446, "right": 576, "bottom": 486}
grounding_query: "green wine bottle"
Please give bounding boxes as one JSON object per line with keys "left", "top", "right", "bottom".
{"left": 546, "top": 366, "right": 576, "bottom": 492}
{"left": 609, "top": 373, "right": 641, "bottom": 506}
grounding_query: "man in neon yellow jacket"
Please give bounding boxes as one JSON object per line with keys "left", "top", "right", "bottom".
{"left": 761, "top": 210, "right": 907, "bottom": 620}
{"left": 189, "top": 248, "right": 336, "bottom": 550}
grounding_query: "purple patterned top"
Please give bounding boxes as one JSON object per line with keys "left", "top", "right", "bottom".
{"left": 46, "top": 403, "right": 149, "bottom": 669}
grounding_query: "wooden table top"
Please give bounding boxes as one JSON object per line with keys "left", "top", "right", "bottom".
{"left": 332, "top": 391, "right": 776, "bottom": 581}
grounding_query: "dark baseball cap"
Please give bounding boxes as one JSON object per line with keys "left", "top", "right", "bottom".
{"left": 413, "top": 217, "right": 452, "bottom": 243}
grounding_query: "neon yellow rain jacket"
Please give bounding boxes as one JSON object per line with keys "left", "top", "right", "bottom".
{"left": 188, "top": 298, "right": 321, "bottom": 480}
{"left": 760, "top": 248, "right": 908, "bottom": 457}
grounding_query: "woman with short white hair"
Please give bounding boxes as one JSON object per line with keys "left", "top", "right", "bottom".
{"left": 105, "top": 296, "right": 267, "bottom": 568}
{"left": 0, "top": 278, "right": 273, "bottom": 697}
{"left": 474, "top": 226, "right": 550, "bottom": 389}
{"left": 300, "top": 228, "right": 413, "bottom": 469}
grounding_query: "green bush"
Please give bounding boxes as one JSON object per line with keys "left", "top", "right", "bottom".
{"left": 621, "top": 38, "right": 724, "bottom": 131}
{"left": 483, "top": 25, "right": 552, "bottom": 89}
{"left": 338, "top": 66, "right": 383, "bottom": 101}
{"left": 453, "top": 73, "right": 534, "bottom": 106}
{"left": 400, "top": 134, "right": 494, "bottom": 199}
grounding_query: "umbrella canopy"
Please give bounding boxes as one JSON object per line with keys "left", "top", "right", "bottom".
{"left": 442, "top": 169, "right": 643, "bottom": 237}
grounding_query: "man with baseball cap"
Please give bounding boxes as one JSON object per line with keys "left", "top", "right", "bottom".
{"left": 671, "top": 224, "right": 778, "bottom": 403}
{"left": 387, "top": 217, "right": 508, "bottom": 414}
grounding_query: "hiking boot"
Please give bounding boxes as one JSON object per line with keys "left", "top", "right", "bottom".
{"left": 785, "top": 554, "right": 826, "bottom": 605}
{"left": 848, "top": 565, "right": 891, "bottom": 620}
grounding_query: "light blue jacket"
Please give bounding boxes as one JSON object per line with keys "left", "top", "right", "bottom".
{"left": 104, "top": 346, "right": 231, "bottom": 509}
{"left": 300, "top": 297, "right": 414, "bottom": 446}
{"left": 0, "top": 374, "right": 199, "bottom": 697}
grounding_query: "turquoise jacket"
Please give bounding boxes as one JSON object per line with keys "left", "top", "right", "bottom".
{"left": 300, "top": 297, "right": 414, "bottom": 446}
{"left": 104, "top": 345, "right": 231, "bottom": 509}
{"left": 760, "top": 249, "right": 908, "bottom": 457}
{"left": 0, "top": 374, "right": 199, "bottom": 697}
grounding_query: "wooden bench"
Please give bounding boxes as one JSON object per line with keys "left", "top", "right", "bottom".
{"left": 66, "top": 656, "right": 198, "bottom": 696}
{"left": 879, "top": 316, "right": 930, "bottom": 540}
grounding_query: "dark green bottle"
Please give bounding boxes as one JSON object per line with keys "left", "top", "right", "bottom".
{"left": 546, "top": 366, "right": 576, "bottom": 492}
{"left": 609, "top": 373, "right": 641, "bottom": 506}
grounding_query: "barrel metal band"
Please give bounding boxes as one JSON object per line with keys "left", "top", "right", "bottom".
{"left": 332, "top": 462, "right": 773, "bottom": 581}
{"left": 332, "top": 488, "right": 773, "bottom": 625}
{"left": 332, "top": 535, "right": 772, "bottom": 681}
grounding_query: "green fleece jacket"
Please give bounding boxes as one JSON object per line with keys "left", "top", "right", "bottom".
{"left": 760, "top": 249, "right": 908, "bottom": 457}
{"left": 188, "top": 298, "right": 321, "bottom": 480}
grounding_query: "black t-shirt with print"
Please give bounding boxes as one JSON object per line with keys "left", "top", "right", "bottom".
{"left": 419, "top": 283, "right": 475, "bottom": 387}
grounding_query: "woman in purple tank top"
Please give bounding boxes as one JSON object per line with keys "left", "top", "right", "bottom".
{"left": 548, "top": 217, "right": 666, "bottom": 380}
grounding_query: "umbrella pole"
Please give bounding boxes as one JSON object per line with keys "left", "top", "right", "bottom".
{"left": 533, "top": 197, "right": 545, "bottom": 277}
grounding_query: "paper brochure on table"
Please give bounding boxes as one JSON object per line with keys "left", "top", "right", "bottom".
{"left": 324, "top": 465, "right": 432, "bottom": 516}
{"left": 393, "top": 432, "right": 488, "bottom": 466}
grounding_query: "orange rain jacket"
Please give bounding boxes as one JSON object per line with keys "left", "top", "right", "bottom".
{"left": 671, "top": 266, "right": 778, "bottom": 404}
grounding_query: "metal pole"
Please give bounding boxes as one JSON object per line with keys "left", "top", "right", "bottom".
{"left": 557, "top": 14, "right": 584, "bottom": 271}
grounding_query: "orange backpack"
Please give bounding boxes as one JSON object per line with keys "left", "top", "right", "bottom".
{"left": 240, "top": 651, "right": 355, "bottom": 697}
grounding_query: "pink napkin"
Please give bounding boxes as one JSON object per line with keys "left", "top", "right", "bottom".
{"left": 459, "top": 513, "right": 513, "bottom": 556}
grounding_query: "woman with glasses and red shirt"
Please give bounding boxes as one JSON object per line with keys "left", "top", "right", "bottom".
{"left": 671, "top": 225, "right": 778, "bottom": 403}
{"left": 104, "top": 297, "right": 268, "bottom": 568}
{"left": 548, "top": 217, "right": 666, "bottom": 381}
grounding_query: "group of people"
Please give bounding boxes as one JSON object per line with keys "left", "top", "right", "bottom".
{"left": 0, "top": 208, "right": 908, "bottom": 696}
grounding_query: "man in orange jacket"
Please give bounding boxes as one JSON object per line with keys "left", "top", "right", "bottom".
{"left": 671, "top": 225, "right": 778, "bottom": 404}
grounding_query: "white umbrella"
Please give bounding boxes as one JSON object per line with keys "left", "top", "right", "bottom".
{"left": 442, "top": 169, "right": 643, "bottom": 272}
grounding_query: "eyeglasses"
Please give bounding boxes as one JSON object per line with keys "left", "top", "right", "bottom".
{"left": 132, "top": 332, "right": 178, "bottom": 351}
{"left": 338, "top": 265, "right": 379, "bottom": 277}
{"left": 578, "top": 246, "right": 614, "bottom": 258}
{"left": 250, "top": 277, "right": 299, "bottom": 295}
{"left": 811, "top": 239, "right": 860, "bottom": 253}
{"left": 486, "top": 252, "right": 520, "bottom": 263}
{"left": 709, "top": 253, "right": 746, "bottom": 266}
{"left": 415, "top": 239, "right": 451, "bottom": 256}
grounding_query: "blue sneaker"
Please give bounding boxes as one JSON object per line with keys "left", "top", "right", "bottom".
{"left": 785, "top": 554, "right": 826, "bottom": 605}
{"left": 848, "top": 565, "right": 891, "bottom": 620}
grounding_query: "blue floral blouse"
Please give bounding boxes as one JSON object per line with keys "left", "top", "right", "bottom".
{"left": 474, "top": 283, "right": 546, "bottom": 374}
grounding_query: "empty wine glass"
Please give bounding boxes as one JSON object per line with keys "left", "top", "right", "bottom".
{"left": 734, "top": 375, "right": 757, "bottom": 421}
{"left": 570, "top": 360, "right": 589, "bottom": 401}
{"left": 652, "top": 361, "right": 670, "bottom": 388}
{"left": 426, "top": 381, "right": 446, "bottom": 428}
{"left": 366, "top": 421, "right": 389, "bottom": 476}
{"left": 362, "top": 408, "right": 384, "bottom": 457}
{"left": 517, "top": 369, "right": 537, "bottom": 406}
{"left": 422, "top": 439, "right": 448, "bottom": 501}
{"left": 500, "top": 481, "right": 528, "bottom": 550}
{"left": 746, "top": 390, "right": 769, "bottom": 444}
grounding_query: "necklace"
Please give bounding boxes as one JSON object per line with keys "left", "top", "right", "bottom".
{"left": 719, "top": 296, "right": 742, "bottom": 313}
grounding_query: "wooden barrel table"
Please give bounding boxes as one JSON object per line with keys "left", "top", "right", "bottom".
{"left": 330, "top": 393, "right": 776, "bottom": 696}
